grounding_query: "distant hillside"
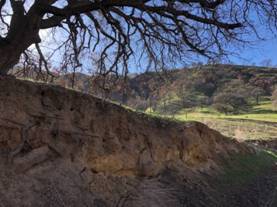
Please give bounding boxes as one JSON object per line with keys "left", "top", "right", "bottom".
{"left": 54, "top": 64, "right": 277, "bottom": 114}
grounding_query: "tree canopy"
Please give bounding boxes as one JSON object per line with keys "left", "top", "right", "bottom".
{"left": 0, "top": 0, "right": 277, "bottom": 76}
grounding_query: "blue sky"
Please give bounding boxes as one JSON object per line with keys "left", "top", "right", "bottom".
{"left": 229, "top": 36, "right": 277, "bottom": 67}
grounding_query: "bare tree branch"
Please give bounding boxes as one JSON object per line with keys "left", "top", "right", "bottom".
{"left": 0, "top": 0, "right": 277, "bottom": 78}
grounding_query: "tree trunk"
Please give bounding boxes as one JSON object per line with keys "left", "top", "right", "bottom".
{"left": 0, "top": 46, "right": 22, "bottom": 75}
{"left": 0, "top": 31, "right": 41, "bottom": 75}
{"left": 0, "top": 8, "right": 41, "bottom": 75}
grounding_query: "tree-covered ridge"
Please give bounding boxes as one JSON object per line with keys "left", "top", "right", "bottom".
{"left": 53, "top": 64, "right": 277, "bottom": 115}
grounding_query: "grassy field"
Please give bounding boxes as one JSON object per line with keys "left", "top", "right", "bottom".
{"left": 175, "top": 101, "right": 277, "bottom": 123}
{"left": 148, "top": 101, "right": 277, "bottom": 140}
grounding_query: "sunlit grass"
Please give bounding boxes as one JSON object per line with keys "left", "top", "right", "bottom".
{"left": 175, "top": 101, "right": 277, "bottom": 123}
{"left": 148, "top": 100, "right": 277, "bottom": 140}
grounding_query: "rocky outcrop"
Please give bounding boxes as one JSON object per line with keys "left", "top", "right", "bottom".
{"left": 0, "top": 77, "right": 251, "bottom": 206}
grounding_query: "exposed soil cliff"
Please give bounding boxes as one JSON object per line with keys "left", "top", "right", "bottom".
{"left": 0, "top": 77, "right": 275, "bottom": 207}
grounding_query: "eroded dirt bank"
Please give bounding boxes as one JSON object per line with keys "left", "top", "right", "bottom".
{"left": 0, "top": 77, "right": 275, "bottom": 207}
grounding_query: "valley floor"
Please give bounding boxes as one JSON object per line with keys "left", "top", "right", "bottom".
{"left": 149, "top": 101, "right": 277, "bottom": 141}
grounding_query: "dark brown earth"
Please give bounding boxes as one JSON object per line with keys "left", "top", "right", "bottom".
{"left": 0, "top": 76, "right": 276, "bottom": 207}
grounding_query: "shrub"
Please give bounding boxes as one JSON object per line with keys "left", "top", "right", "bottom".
{"left": 213, "top": 92, "right": 249, "bottom": 114}
{"left": 212, "top": 103, "right": 234, "bottom": 114}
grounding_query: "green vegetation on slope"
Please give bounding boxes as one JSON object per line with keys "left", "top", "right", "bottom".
{"left": 219, "top": 150, "right": 277, "bottom": 186}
